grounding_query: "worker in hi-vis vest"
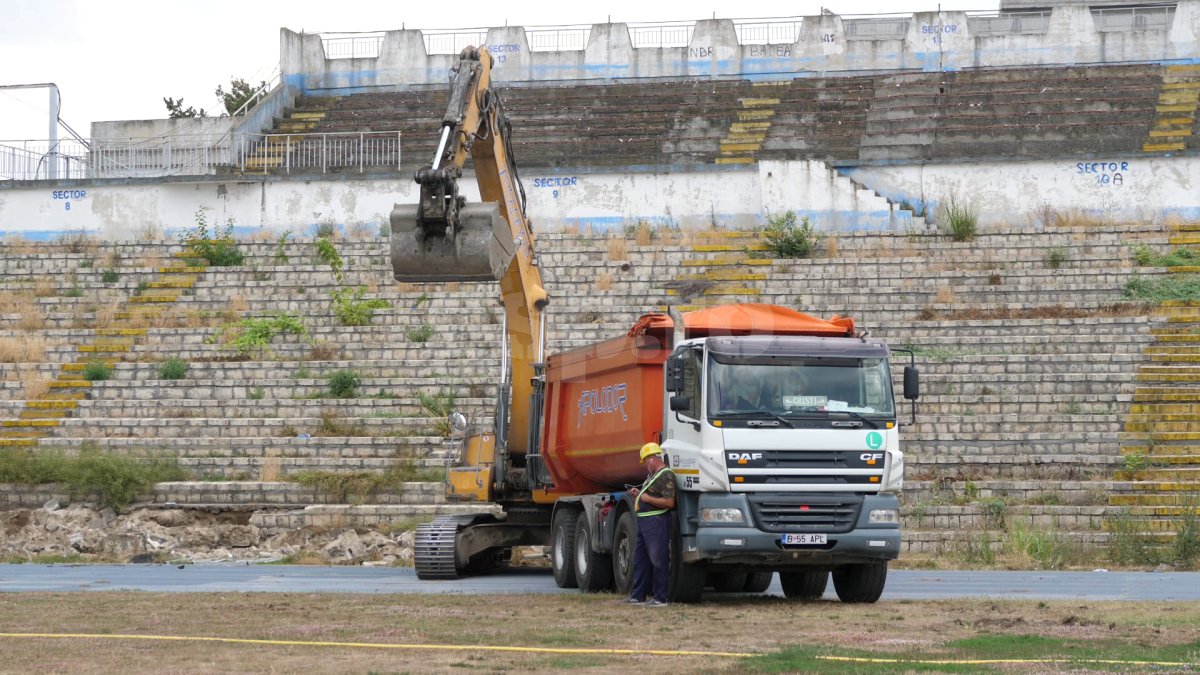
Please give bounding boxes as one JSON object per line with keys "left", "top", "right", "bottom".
{"left": 622, "top": 442, "right": 677, "bottom": 607}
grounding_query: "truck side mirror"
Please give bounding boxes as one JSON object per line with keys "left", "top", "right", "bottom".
{"left": 903, "top": 366, "right": 920, "bottom": 401}
{"left": 669, "top": 395, "right": 691, "bottom": 412}
{"left": 665, "top": 355, "right": 684, "bottom": 392}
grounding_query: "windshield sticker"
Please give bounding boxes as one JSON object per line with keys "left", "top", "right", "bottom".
{"left": 826, "top": 400, "right": 878, "bottom": 414}
{"left": 866, "top": 431, "right": 883, "bottom": 450}
{"left": 784, "top": 395, "right": 827, "bottom": 407}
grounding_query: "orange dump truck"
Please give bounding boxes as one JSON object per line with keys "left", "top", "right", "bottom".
{"left": 530, "top": 304, "right": 919, "bottom": 602}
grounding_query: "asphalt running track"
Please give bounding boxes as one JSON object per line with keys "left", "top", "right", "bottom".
{"left": 1, "top": 565, "right": 1198, "bottom": 600}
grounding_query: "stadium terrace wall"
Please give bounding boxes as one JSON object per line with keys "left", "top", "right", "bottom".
{"left": 3, "top": 157, "right": 1199, "bottom": 239}
{"left": 282, "top": 6, "right": 1200, "bottom": 94}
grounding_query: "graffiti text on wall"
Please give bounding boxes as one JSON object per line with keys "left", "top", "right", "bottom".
{"left": 1077, "top": 161, "right": 1129, "bottom": 186}
{"left": 922, "top": 24, "right": 957, "bottom": 43}
{"left": 487, "top": 44, "right": 520, "bottom": 64}
{"left": 533, "top": 176, "right": 577, "bottom": 199}
{"left": 52, "top": 189, "right": 87, "bottom": 211}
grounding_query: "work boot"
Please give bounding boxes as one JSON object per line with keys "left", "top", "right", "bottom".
{"left": 644, "top": 599, "right": 668, "bottom": 607}
{"left": 620, "top": 597, "right": 644, "bottom": 604}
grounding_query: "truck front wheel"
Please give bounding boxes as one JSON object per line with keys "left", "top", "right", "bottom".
{"left": 612, "top": 512, "right": 636, "bottom": 597}
{"left": 832, "top": 562, "right": 888, "bottom": 604}
{"left": 780, "top": 570, "right": 828, "bottom": 600}
{"left": 574, "top": 512, "right": 613, "bottom": 592}
{"left": 551, "top": 509, "right": 578, "bottom": 589}
{"left": 743, "top": 571, "right": 774, "bottom": 593}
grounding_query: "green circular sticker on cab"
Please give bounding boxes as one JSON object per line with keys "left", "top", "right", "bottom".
{"left": 866, "top": 431, "right": 883, "bottom": 450}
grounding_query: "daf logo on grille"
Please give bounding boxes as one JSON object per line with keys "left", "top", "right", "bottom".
{"left": 729, "top": 452, "right": 763, "bottom": 464}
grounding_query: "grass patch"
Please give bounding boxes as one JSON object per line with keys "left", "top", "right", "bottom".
{"left": 328, "top": 370, "right": 360, "bottom": 398}
{"left": 248, "top": 386, "right": 266, "bottom": 400}
{"left": 1132, "top": 243, "right": 1197, "bottom": 268}
{"left": 331, "top": 286, "right": 389, "bottom": 327}
{"left": 0, "top": 448, "right": 186, "bottom": 511}
{"left": 179, "top": 208, "right": 244, "bottom": 267}
{"left": 762, "top": 211, "right": 821, "bottom": 259}
{"left": 209, "top": 312, "right": 309, "bottom": 358}
{"left": 406, "top": 323, "right": 434, "bottom": 343}
{"left": 101, "top": 269, "right": 119, "bottom": 283}
{"left": 285, "top": 460, "right": 442, "bottom": 503}
{"left": 938, "top": 196, "right": 978, "bottom": 242}
{"left": 82, "top": 361, "right": 112, "bottom": 381}
{"left": 157, "top": 357, "right": 188, "bottom": 380}
{"left": 1124, "top": 274, "right": 1200, "bottom": 303}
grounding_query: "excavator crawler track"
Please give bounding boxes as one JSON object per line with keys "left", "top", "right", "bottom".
{"left": 413, "top": 513, "right": 509, "bottom": 579}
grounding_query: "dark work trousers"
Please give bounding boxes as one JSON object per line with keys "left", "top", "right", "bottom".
{"left": 631, "top": 513, "right": 671, "bottom": 602}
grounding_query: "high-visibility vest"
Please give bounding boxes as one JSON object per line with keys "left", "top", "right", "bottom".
{"left": 636, "top": 467, "right": 673, "bottom": 517}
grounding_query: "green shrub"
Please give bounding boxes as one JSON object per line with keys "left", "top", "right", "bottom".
{"left": 331, "top": 286, "right": 390, "bottom": 327}
{"left": 315, "top": 237, "right": 343, "bottom": 283}
{"left": 64, "top": 285, "right": 83, "bottom": 298}
{"left": 1131, "top": 243, "right": 1197, "bottom": 268}
{"left": 179, "top": 209, "right": 244, "bottom": 267}
{"left": 1174, "top": 493, "right": 1200, "bottom": 570}
{"left": 248, "top": 386, "right": 266, "bottom": 400}
{"left": 939, "top": 197, "right": 978, "bottom": 242}
{"left": 762, "top": 211, "right": 821, "bottom": 259}
{"left": 379, "top": 221, "right": 391, "bottom": 238}
{"left": 274, "top": 230, "right": 291, "bottom": 264}
{"left": 1046, "top": 247, "right": 1066, "bottom": 269}
{"left": 82, "top": 362, "right": 112, "bottom": 381}
{"left": 1132, "top": 243, "right": 1155, "bottom": 266}
{"left": 406, "top": 323, "right": 434, "bottom": 343}
{"left": 1106, "top": 507, "right": 1165, "bottom": 566}
{"left": 209, "top": 312, "right": 309, "bottom": 358}
{"left": 101, "top": 269, "right": 119, "bottom": 283}
{"left": 313, "top": 222, "right": 337, "bottom": 239}
{"left": 158, "top": 358, "right": 188, "bottom": 380}
{"left": 328, "top": 370, "right": 361, "bottom": 398}
{"left": 0, "top": 448, "right": 186, "bottom": 512}
{"left": 1124, "top": 274, "right": 1200, "bottom": 303}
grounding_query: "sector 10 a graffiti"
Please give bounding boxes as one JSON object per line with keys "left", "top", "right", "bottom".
{"left": 1076, "top": 161, "right": 1129, "bottom": 186}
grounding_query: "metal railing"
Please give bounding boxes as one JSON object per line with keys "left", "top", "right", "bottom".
{"left": 423, "top": 30, "right": 489, "bottom": 55}
{"left": 322, "top": 33, "right": 386, "bottom": 59}
{"left": 237, "top": 131, "right": 402, "bottom": 174}
{"left": 1, "top": 137, "right": 229, "bottom": 181}
{"left": 629, "top": 22, "right": 695, "bottom": 48}
{"left": 967, "top": 10, "right": 1052, "bottom": 36}
{"left": 0, "top": 140, "right": 89, "bottom": 181}
{"left": 1091, "top": 4, "right": 1176, "bottom": 32}
{"left": 526, "top": 27, "right": 590, "bottom": 51}
{"left": 734, "top": 19, "right": 804, "bottom": 45}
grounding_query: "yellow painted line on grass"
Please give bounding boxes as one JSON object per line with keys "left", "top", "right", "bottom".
{"left": 818, "top": 655, "right": 1195, "bottom": 667}
{"left": 0, "top": 633, "right": 756, "bottom": 658}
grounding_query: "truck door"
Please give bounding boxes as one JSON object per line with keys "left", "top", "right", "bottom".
{"left": 663, "top": 347, "right": 704, "bottom": 484}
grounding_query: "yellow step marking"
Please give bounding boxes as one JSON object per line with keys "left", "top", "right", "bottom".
{"left": 739, "top": 98, "right": 780, "bottom": 107}
{"left": 1145, "top": 142, "right": 1187, "bottom": 152}
{"left": 730, "top": 122, "right": 771, "bottom": 133}
{"left": 2, "top": 420, "right": 60, "bottom": 427}
{"left": 26, "top": 401, "right": 77, "bottom": 410}
{"left": 715, "top": 157, "right": 756, "bottom": 164}
{"left": 718, "top": 143, "right": 761, "bottom": 152}
{"left": 736, "top": 110, "right": 775, "bottom": 120}
{"left": 1149, "top": 129, "right": 1192, "bottom": 137}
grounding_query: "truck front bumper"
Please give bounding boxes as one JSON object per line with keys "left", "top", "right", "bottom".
{"left": 687, "top": 492, "right": 901, "bottom": 568}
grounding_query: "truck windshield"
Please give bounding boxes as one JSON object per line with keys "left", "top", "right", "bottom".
{"left": 707, "top": 353, "right": 895, "bottom": 419}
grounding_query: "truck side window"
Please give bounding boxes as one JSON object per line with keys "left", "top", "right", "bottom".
{"left": 681, "top": 349, "right": 702, "bottom": 420}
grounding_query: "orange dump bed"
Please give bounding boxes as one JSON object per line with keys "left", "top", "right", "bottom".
{"left": 539, "top": 304, "right": 854, "bottom": 495}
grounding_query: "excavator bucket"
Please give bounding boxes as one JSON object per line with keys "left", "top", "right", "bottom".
{"left": 389, "top": 202, "right": 516, "bottom": 282}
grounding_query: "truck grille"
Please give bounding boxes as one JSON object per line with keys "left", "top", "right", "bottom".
{"left": 747, "top": 494, "right": 862, "bottom": 534}
{"left": 726, "top": 450, "right": 878, "bottom": 470}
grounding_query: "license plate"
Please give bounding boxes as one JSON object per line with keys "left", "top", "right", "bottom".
{"left": 782, "top": 533, "right": 827, "bottom": 545}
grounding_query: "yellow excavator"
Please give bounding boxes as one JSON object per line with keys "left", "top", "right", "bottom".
{"left": 390, "top": 47, "right": 554, "bottom": 577}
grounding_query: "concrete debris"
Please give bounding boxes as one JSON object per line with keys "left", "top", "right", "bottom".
{"left": 42, "top": 499, "right": 60, "bottom": 513}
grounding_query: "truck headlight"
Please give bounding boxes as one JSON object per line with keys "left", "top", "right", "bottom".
{"left": 701, "top": 508, "right": 745, "bottom": 523}
{"left": 869, "top": 509, "right": 898, "bottom": 524}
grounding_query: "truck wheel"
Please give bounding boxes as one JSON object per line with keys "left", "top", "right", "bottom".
{"left": 710, "top": 572, "right": 748, "bottom": 592}
{"left": 743, "top": 571, "right": 774, "bottom": 593}
{"left": 832, "top": 562, "right": 888, "bottom": 604}
{"left": 668, "top": 513, "right": 705, "bottom": 603}
{"left": 551, "top": 509, "right": 578, "bottom": 589}
{"left": 612, "top": 512, "right": 637, "bottom": 598}
{"left": 780, "top": 571, "right": 828, "bottom": 600}
{"left": 574, "top": 512, "right": 613, "bottom": 593}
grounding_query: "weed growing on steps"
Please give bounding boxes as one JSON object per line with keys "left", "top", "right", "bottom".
{"left": 1175, "top": 493, "right": 1200, "bottom": 570}
{"left": 1046, "top": 247, "right": 1067, "bottom": 269}
{"left": 938, "top": 196, "right": 978, "bottom": 242}
{"left": 83, "top": 361, "right": 112, "bottom": 381}
{"left": 328, "top": 370, "right": 361, "bottom": 398}
{"left": 762, "top": 211, "right": 821, "bottom": 259}
{"left": 248, "top": 386, "right": 266, "bottom": 400}
{"left": 0, "top": 338, "right": 47, "bottom": 363}
{"left": 1125, "top": 274, "right": 1200, "bottom": 303}
{"left": 314, "top": 237, "right": 344, "bottom": 283}
{"left": 0, "top": 448, "right": 185, "bottom": 512}
{"left": 331, "top": 286, "right": 390, "bottom": 327}
{"left": 210, "top": 312, "right": 309, "bottom": 359}
{"left": 1131, "top": 243, "right": 1196, "bottom": 268}
{"left": 179, "top": 209, "right": 244, "bottom": 267}
{"left": 419, "top": 389, "right": 456, "bottom": 437}
{"left": 317, "top": 409, "right": 367, "bottom": 437}
{"left": 273, "top": 230, "right": 291, "bottom": 264}
{"left": 1106, "top": 507, "right": 1167, "bottom": 567}
{"left": 313, "top": 222, "right": 337, "bottom": 239}
{"left": 101, "top": 269, "right": 119, "bottom": 283}
{"left": 406, "top": 324, "right": 434, "bottom": 343}
{"left": 285, "top": 460, "right": 444, "bottom": 503}
{"left": 157, "top": 358, "right": 188, "bottom": 380}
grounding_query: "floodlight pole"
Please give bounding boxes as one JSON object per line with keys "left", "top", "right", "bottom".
{"left": 0, "top": 83, "right": 61, "bottom": 179}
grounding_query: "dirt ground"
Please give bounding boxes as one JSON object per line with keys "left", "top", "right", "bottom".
{"left": 0, "top": 592, "right": 1198, "bottom": 674}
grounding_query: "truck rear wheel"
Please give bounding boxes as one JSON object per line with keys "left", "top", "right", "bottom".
{"left": 574, "top": 512, "right": 613, "bottom": 593}
{"left": 551, "top": 509, "right": 578, "bottom": 589}
{"left": 710, "top": 572, "right": 748, "bottom": 592}
{"left": 832, "top": 562, "right": 887, "bottom": 604}
{"left": 780, "top": 571, "right": 828, "bottom": 600}
{"left": 743, "top": 571, "right": 774, "bottom": 593}
{"left": 612, "top": 512, "right": 636, "bottom": 597}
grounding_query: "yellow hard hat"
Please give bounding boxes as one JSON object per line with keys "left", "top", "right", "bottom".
{"left": 639, "top": 442, "right": 664, "bottom": 463}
